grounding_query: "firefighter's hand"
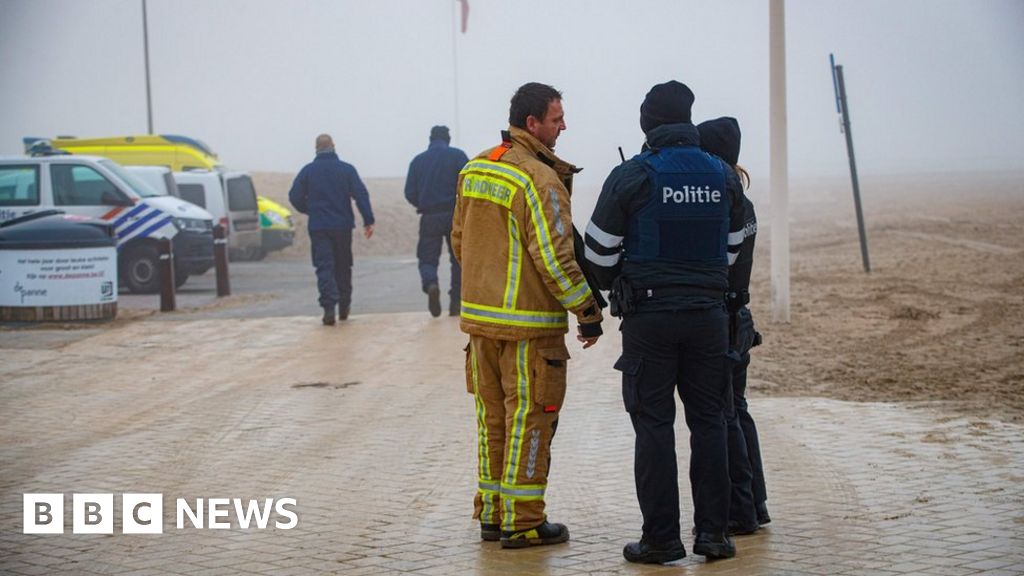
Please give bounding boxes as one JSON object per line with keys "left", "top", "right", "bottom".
{"left": 364, "top": 224, "right": 374, "bottom": 239}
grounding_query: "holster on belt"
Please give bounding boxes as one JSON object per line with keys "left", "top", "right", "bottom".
{"left": 608, "top": 275, "right": 635, "bottom": 318}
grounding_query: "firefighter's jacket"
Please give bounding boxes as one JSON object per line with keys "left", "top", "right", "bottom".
{"left": 452, "top": 126, "right": 603, "bottom": 341}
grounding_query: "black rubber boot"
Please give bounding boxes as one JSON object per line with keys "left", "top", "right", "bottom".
{"left": 500, "top": 521, "right": 569, "bottom": 549}
{"left": 480, "top": 523, "right": 500, "bottom": 542}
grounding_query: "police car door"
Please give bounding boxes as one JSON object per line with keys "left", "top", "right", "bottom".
{"left": 49, "top": 162, "right": 134, "bottom": 223}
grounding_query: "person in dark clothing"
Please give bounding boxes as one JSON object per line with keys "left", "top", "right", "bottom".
{"left": 584, "top": 81, "right": 748, "bottom": 564}
{"left": 404, "top": 125, "right": 469, "bottom": 317}
{"left": 288, "top": 134, "right": 375, "bottom": 325}
{"left": 697, "top": 117, "right": 770, "bottom": 532}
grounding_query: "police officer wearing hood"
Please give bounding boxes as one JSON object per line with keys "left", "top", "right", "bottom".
{"left": 584, "top": 81, "right": 747, "bottom": 563}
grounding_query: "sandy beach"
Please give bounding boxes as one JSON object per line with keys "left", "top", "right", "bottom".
{"left": 254, "top": 170, "right": 1024, "bottom": 423}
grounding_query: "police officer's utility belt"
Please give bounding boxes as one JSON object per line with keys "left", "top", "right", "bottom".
{"left": 609, "top": 275, "right": 725, "bottom": 317}
{"left": 634, "top": 285, "right": 726, "bottom": 301}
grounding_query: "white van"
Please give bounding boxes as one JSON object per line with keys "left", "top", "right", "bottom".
{"left": 124, "top": 165, "right": 180, "bottom": 198}
{"left": 173, "top": 170, "right": 262, "bottom": 260}
{"left": 0, "top": 155, "right": 215, "bottom": 293}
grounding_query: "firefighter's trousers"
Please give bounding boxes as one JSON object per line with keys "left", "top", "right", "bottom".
{"left": 466, "top": 334, "right": 569, "bottom": 532}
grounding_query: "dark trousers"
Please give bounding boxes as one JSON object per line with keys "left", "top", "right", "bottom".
{"left": 618, "top": 306, "right": 731, "bottom": 543}
{"left": 416, "top": 211, "right": 460, "bottom": 305}
{"left": 726, "top": 350, "right": 758, "bottom": 527}
{"left": 310, "top": 228, "right": 353, "bottom": 311}
{"left": 730, "top": 348, "right": 767, "bottom": 508}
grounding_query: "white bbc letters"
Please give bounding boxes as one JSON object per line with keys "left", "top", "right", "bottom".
{"left": 23, "top": 494, "right": 64, "bottom": 534}
{"left": 73, "top": 493, "right": 113, "bottom": 534}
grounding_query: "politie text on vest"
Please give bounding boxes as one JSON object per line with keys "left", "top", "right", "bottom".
{"left": 662, "top": 186, "right": 722, "bottom": 204}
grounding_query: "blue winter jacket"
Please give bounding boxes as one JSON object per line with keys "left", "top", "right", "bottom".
{"left": 404, "top": 139, "right": 469, "bottom": 214}
{"left": 289, "top": 151, "right": 375, "bottom": 231}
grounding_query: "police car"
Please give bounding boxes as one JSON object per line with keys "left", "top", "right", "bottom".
{"left": 0, "top": 153, "right": 215, "bottom": 293}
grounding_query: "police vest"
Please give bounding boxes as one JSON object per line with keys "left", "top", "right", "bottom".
{"left": 624, "top": 147, "right": 730, "bottom": 266}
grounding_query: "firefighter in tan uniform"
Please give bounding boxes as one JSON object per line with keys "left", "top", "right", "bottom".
{"left": 452, "top": 83, "right": 604, "bottom": 548}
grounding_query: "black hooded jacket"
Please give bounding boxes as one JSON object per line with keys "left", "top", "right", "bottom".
{"left": 696, "top": 118, "right": 757, "bottom": 303}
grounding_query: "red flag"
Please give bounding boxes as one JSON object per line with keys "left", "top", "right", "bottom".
{"left": 458, "top": 0, "right": 469, "bottom": 33}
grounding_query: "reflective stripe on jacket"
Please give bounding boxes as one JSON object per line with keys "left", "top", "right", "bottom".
{"left": 452, "top": 127, "right": 602, "bottom": 341}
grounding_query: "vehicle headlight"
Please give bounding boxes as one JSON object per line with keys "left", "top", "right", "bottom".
{"left": 173, "top": 217, "right": 211, "bottom": 232}
{"left": 265, "top": 210, "right": 286, "bottom": 226}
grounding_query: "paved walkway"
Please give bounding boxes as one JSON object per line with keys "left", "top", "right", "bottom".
{"left": 1, "top": 313, "right": 1022, "bottom": 575}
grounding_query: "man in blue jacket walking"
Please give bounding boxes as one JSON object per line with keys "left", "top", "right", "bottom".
{"left": 289, "top": 134, "right": 375, "bottom": 325}
{"left": 404, "top": 125, "right": 468, "bottom": 317}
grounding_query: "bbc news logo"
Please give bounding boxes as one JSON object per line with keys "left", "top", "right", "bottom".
{"left": 23, "top": 494, "right": 298, "bottom": 534}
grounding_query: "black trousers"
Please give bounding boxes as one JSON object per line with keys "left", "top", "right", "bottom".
{"left": 726, "top": 349, "right": 758, "bottom": 527}
{"left": 310, "top": 228, "right": 353, "bottom": 311}
{"left": 728, "top": 307, "right": 767, "bottom": 514}
{"left": 617, "top": 306, "right": 731, "bottom": 543}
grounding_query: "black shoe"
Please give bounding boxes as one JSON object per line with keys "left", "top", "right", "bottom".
{"left": 426, "top": 283, "right": 441, "bottom": 317}
{"left": 321, "top": 307, "right": 335, "bottom": 326}
{"left": 338, "top": 306, "right": 350, "bottom": 321}
{"left": 756, "top": 502, "right": 771, "bottom": 526}
{"left": 480, "top": 523, "right": 500, "bottom": 542}
{"left": 500, "top": 521, "right": 569, "bottom": 548}
{"left": 449, "top": 300, "right": 460, "bottom": 317}
{"left": 693, "top": 532, "right": 736, "bottom": 559}
{"left": 728, "top": 519, "right": 760, "bottom": 536}
{"left": 623, "top": 539, "right": 686, "bottom": 564}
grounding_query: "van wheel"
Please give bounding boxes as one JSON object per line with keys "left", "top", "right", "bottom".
{"left": 248, "top": 246, "right": 266, "bottom": 261}
{"left": 123, "top": 245, "right": 161, "bottom": 294}
{"left": 174, "top": 271, "right": 189, "bottom": 289}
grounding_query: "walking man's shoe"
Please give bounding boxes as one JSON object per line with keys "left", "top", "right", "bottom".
{"left": 449, "top": 299, "right": 460, "bottom": 317}
{"left": 426, "top": 282, "right": 441, "bottom": 317}
{"left": 693, "top": 532, "right": 736, "bottom": 559}
{"left": 727, "top": 519, "right": 760, "bottom": 536}
{"left": 756, "top": 502, "right": 771, "bottom": 526}
{"left": 322, "top": 306, "right": 335, "bottom": 326}
{"left": 623, "top": 539, "right": 687, "bottom": 564}
{"left": 338, "top": 306, "right": 350, "bottom": 321}
{"left": 500, "top": 521, "right": 569, "bottom": 548}
{"left": 480, "top": 523, "right": 500, "bottom": 542}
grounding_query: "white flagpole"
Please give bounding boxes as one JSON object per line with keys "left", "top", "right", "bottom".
{"left": 769, "top": 0, "right": 790, "bottom": 322}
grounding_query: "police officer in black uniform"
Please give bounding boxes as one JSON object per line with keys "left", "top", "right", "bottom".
{"left": 584, "top": 82, "right": 747, "bottom": 563}
{"left": 697, "top": 117, "right": 770, "bottom": 533}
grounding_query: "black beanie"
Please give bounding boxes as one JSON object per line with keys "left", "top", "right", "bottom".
{"left": 696, "top": 117, "right": 741, "bottom": 166}
{"left": 639, "top": 81, "right": 695, "bottom": 134}
{"left": 430, "top": 125, "right": 450, "bottom": 142}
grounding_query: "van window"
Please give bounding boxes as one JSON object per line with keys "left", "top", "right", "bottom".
{"left": 178, "top": 183, "right": 206, "bottom": 208}
{"left": 226, "top": 176, "right": 258, "bottom": 211}
{"left": 51, "top": 164, "right": 125, "bottom": 206}
{"left": 0, "top": 165, "right": 40, "bottom": 206}
{"left": 162, "top": 172, "right": 180, "bottom": 197}
{"left": 98, "top": 159, "right": 161, "bottom": 198}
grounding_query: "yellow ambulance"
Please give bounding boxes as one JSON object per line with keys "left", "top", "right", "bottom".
{"left": 35, "top": 135, "right": 295, "bottom": 259}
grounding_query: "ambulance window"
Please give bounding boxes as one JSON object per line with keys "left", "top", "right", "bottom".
{"left": 0, "top": 165, "right": 40, "bottom": 206}
{"left": 51, "top": 164, "right": 126, "bottom": 206}
{"left": 178, "top": 183, "right": 206, "bottom": 208}
{"left": 227, "top": 176, "right": 258, "bottom": 211}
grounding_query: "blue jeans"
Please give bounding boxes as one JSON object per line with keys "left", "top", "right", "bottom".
{"left": 416, "top": 211, "right": 460, "bottom": 304}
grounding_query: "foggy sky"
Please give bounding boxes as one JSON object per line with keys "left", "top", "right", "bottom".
{"left": 1, "top": 0, "right": 1022, "bottom": 193}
